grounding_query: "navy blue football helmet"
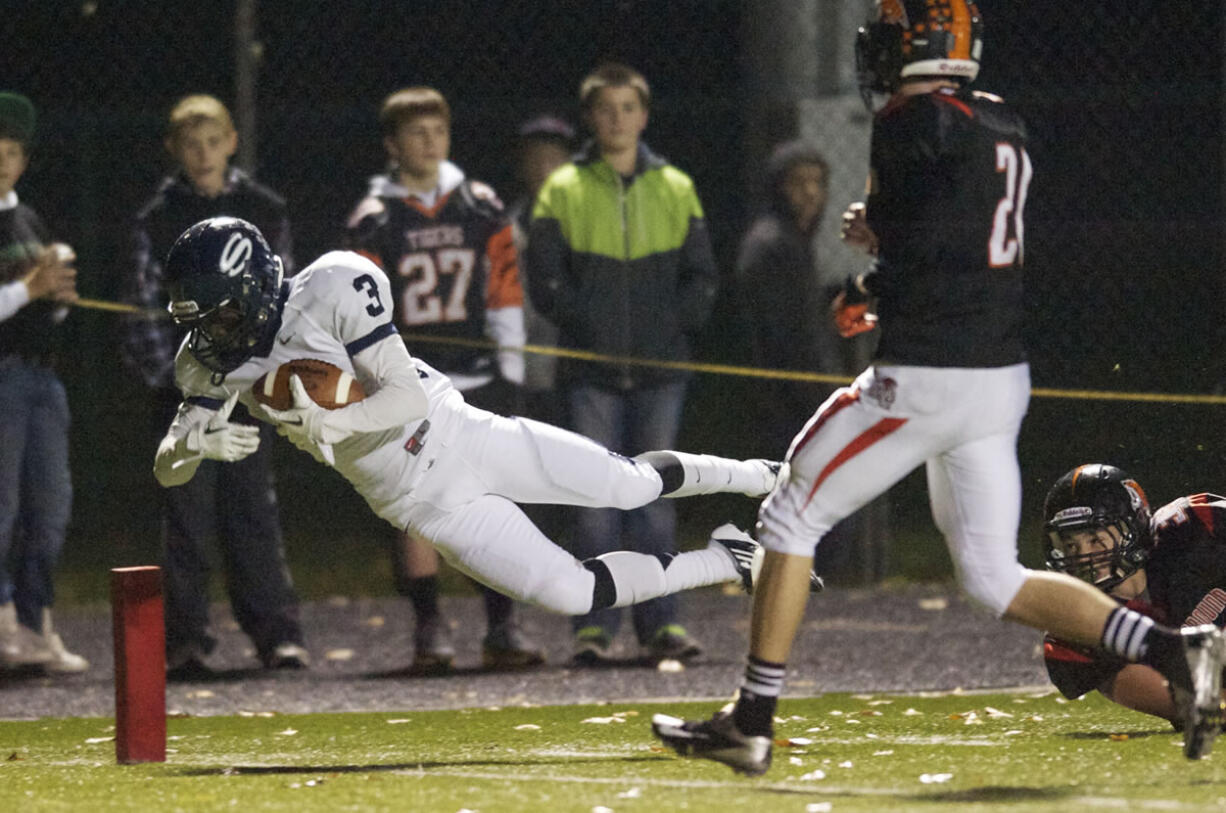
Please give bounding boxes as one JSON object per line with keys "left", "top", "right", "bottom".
{"left": 1042, "top": 464, "right": 1154, "bottom": 591}
{"left": 856, "top": 0, "right": 984, "bottom": 109}
{"left": 165, "top": 217, "right": 284, "bottom": 375}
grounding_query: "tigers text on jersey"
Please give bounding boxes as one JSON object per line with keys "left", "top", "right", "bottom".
{"left": 172, "top": 251, "right": 461, "bottom": 528}
{"left": 864, "top": 87, "right": 1031, "bottom": 368}
{"left": 344, "top": 170, "right": 522, "bottom": 383}
{"left": 1044, "top": 493, "right": 1226, "bottom": 699}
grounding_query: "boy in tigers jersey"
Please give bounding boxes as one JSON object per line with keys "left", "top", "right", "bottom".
{"left": 345, "top": 87, "right": 539, "bottom": 673}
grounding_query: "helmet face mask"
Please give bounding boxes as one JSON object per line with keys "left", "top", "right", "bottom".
{"left": 1042, "top": 465, "right": 1153, "bottom": 592}
{"left": 1046, "top": 521, "right": 1132, "bottom": 590}
{"left": 165, "top": 217, "right": 284, "bottom": 376}
{"left": 856, "top": 0, "right": 984, "bottom": 110}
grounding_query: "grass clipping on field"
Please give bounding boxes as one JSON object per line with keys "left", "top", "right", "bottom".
{"left": 2, "top": 691, "right": 1225, "bottom": 812}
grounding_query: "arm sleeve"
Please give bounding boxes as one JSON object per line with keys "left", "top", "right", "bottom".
{"left": 120, "top": 222, "right": 178, "bottom": 389}
{"left": 342, "top": 197, "right": 387, "bottom": 270}
{"left": 676, "top": 207, "right": 719, "bottom": 333}
{"left": 734, "top": 228, "right": 798, "bottom": 367}
{"left": 319, "top": 333, "right": 429, "bottom": 436}
{"left": 0, "top": 279, "right": 30, "bottom": 323}
{"left": 1043, "top": 635, "right": 1125, "bottom": 700}
{"left": 525, "top": 184, "right": 581, "bottom": 331}
{"left": 301, "top": 261, "right": 430, "bottom": 437}
{"left": 483, "top": 223, "right": 526, "bottom": 384}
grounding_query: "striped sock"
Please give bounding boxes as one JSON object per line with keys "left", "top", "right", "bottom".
{"left": 1100, "top": 606, "right": 1155, "bottom": 662}
{"left": 733, "top": 656, "right": 786, "bottom": 736}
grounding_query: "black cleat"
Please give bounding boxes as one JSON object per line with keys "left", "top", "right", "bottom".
{"left": 1165, "top": 624, "right": 1226, "bottom": 759}
{"left": 707, "top": 523, "right": 823, "bottom": 594}
{"left": 409, "top": 617, "right": 456, "bottom": 676}
{"left": 746, "top": 459, "right": 788, "bottom": 497}
{"left": 652, "top": 705, "right": 772, "bottom": 776}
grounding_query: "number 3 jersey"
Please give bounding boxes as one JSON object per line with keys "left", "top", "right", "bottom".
{"left": 1044, "top": 494, "right": 1226, "bottom": 700}
{"left": 172, "top": 252, "right": 463, "bottom": 528}
{"left": 343, "top": 162, "right": 524, "bottom": 389}
{"left": 862, "top": 87, "right": 1032, "bottom": 369}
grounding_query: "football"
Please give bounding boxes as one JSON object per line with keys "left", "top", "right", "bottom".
{"left": 252, "top": 359, "right": 366, "bottom": 411}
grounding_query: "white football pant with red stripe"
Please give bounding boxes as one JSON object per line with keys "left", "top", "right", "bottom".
{"left": 757, "top": 362, "right": 1031, "bottom": 616}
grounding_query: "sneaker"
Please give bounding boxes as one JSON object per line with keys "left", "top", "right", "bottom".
{"left": 482, "top": 620, "right": 545, "bottom": 670}
{"left": 262, "top": 642, "right": 310, "bottom": 670}
{"left": 166, "top": 642, "right": 214, "bottom": 682}
{"left": 38, "top": 610, "right": 89, "bottom": 674}
{"left": 42, "top": 632, "right": 90, "bottom": 673}
{"left": 707, "top": 523, "right": 824, "bottom": 594}
{"left": 646, "top": 624, "right": 703, "bottom": 662}
{"left": 0, "top": 603, "right": 53, "bottom": 668}
{"left": 571, "top": 626, "right": 613, "bottom": 666}
{"left": 1165, "top": 624, "right": 1226, "bottom": 759}
{"left": 410, "top": 617, "right": 456, "bottom": 675}
{"left": 652, "top": 704, "right": 773, "bottom": 776}
{"left": 745, "top": 460, "right": 788, "bottom": 497}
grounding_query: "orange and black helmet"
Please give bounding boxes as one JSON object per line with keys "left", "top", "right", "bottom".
{"left": 1042, "top": 464, "right": 1154, "bottom": 591}
{"left": 856, "top": 0, "right": 984, "bottom": 101}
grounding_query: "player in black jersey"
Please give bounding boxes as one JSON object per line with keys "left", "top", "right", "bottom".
{"left": 1043, "top": 464, "right": 1226, "bottom": 727}
{"left": 345, "top": 87, "right": 542, "bottom": 673}
{"left": 653, "top": 0, "right": 1226, "bottom": 773}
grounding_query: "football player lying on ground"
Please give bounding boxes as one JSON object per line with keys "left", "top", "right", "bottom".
{"left": 1043, "top": 464, "right": 1226, "bottom": 727}
{"left": 154, "top": 217, "right": 820, "bottom": 627}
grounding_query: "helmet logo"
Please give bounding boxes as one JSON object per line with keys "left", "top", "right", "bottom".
{"left": 219, "top": 232, "right": 253, "bottom": 277}
{"left": 1052, "top": 506, "right": 1092, "bottom": 524}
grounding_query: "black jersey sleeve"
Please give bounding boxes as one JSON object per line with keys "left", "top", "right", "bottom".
{"left": 1043, "top": 635, "right": 1125, "bottom": 700}
{"left": 1148, "top": 494, "right": 1226, "bottom": 627}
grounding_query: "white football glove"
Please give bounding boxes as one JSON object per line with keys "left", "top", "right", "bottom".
{"left": 263, "top": 374, "right": 353, "bottom": 446}
{"left": 184, "top": 391, "right": 260, "bottom": 462}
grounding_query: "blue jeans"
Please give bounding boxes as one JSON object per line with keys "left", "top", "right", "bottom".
{"left": 0, "top": 359, "right": 72, "bottom": 630}
{"left": 153, "top": 389, "right": 303, "bottom": 660}
{"left": 566, "top": 380, "right": 687, "bottom": 644}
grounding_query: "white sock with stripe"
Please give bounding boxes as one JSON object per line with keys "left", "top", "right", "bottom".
{"left": 595, "top": 548, "right": 738, "bottom": 608}
{"left": 637, "top": 451, "right": 779, "bottom": 498}
{"left": 1100, "top": 606, "right": 1154, "bottom": 661}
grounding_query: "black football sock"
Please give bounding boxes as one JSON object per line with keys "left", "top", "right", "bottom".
{"left": 733, "top": 655, "right": 785, "bottom": 736}
{"left": 480, "top": 583, "right": 514, "bottom": 630}
{"left": 398, "top": 576, "right": 440, "bottom": 624}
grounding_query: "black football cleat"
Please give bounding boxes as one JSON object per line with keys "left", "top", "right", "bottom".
{"left": 707, "top": 523, "right": 823, "bottom": 594}
{"left": 652, "top": 705, "right": 772, "bottom": 776}
{"left": 1165, "top": 624, "right": 1226, "bottom": 759}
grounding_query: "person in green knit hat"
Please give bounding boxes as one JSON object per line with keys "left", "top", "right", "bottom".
{"left": 0, "top": 91, "right": 88, "bottom": 673}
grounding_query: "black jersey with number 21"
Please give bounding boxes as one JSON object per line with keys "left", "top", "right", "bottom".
{"left": 865, "top": 87, "right": 1032, "bottom": 368}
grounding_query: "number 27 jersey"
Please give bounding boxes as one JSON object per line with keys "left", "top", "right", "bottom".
{"left": 344, "top": 172, "right": 522, "bottom": 380}
{"left": 866, "top": 87, "right": 1032, "bottom": 368}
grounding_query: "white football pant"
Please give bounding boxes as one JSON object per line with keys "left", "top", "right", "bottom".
{"left": 757, "top": 363, "right": 1031, "bottom": 616}
{"left": 400, "top": 407, "right": 741, "bottom": 614}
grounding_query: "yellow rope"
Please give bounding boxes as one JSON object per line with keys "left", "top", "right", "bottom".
{"left": 75, "top": 297, "right": 142, "bottom": 314}
{"left": 67, "top": 297, "right": 1226, "bottom": 405}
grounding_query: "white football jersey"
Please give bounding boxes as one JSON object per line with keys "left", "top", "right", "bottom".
{"left": 173, "top": 250, "right": 462, "bottom": 526}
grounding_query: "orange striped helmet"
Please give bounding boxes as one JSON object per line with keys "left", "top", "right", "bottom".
{"left": 1042, "top": 464, "right": 1153, "bottom": 592}
{"left": 857, "top": 0, "right": 984, "bottom": 101}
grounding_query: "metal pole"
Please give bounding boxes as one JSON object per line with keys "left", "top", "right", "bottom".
{"left": 234, "top": 0, "right": 259, "bottom": 173}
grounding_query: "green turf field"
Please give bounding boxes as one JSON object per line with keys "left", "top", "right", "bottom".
{"left": 3, "top": 690, "right": 1225, "bottom": 812}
